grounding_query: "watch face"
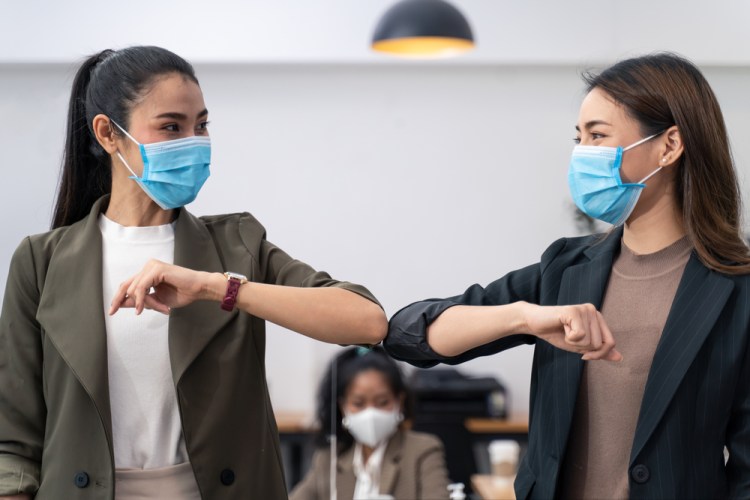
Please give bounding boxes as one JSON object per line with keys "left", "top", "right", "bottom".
{"left": 224, "top": 272, "right": 248, "bottom": 281}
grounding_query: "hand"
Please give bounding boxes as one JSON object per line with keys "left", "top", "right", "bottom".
{"left": 520, "top": 302, "right": 622, "bottom": 361}
{"left": 109, "top": 259, "right": 221, "bottom": 316}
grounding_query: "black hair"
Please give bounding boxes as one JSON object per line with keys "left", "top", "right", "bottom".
{"left": 52, "top": 46, "right": 199, "bottom": 229}
{"left": 315, "top": 346, "right": 413, "bottom": 451}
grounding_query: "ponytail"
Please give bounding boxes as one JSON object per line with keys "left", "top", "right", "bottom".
{"left": 52, "top": 46, "right": 198, "bottom": 229}
{"left": 52, "top": 50, "right": 114, "bottom": 229}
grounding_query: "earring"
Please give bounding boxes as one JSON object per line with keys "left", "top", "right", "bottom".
{"left": 662, "top": 157, "right": 668, "bottom": 163}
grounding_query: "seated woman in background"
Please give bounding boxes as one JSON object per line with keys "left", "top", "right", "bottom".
{"left": 291, "top": 347, "right": 450, "bottom": 500}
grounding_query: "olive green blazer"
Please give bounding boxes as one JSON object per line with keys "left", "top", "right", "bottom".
{"left": 289, "top": 430, "right": 451, "bottom": 500}
{"left": 0, "top": 196, "right": 378, "bottom": 499}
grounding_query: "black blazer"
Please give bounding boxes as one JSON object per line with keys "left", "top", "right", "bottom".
{"left": 385, "top": 228, "right": 750, "bottom": 499}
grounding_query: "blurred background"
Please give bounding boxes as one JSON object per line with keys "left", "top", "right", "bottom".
{"left": 1, "top": 0, "right": 749, "bottom": 495}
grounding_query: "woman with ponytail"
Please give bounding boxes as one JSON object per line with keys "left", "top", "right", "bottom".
{"left": 386, "top": 53, "right": 750, "bottom": 499}
{"left": 0, "top": 46, "right": 386, "bottom": 499}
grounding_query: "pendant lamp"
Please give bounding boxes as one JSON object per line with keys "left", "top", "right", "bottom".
{"left": 372, "top": 0, "right": 475, "bottom": 57}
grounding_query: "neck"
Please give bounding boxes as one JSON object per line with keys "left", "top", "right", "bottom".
{"left": 106, "top": 183, "right": 174, "bottom": 227}
{"left": 623, "top": 194, "right": 685, "bottom": 254}
{"left": 361, "top": 444, "right": 374, "bottom": 464}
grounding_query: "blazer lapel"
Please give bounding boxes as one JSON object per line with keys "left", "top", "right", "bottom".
{"left": 379, "top": 430, "right": 404, "bottom": 495}
{"left": 630, "top": 254, "right": 734, "bottom": 464}
{"left": 549, "top": 230, "right": 620, "bottom": 458}
{"left": 336, "top": 445, "right": 357, "bottom": 500}
{"left": 37, "top": 196, "right": 112, "bottom": 445}
{"left": 168, "top": 208, "right": 239, "bottom": 385}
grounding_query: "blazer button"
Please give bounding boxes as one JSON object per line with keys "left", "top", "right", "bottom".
{"left": 220, "top": 468, "right": 235, "bottom": 486}
{"left": 631, "top": 464, "right": 650, "bottom": 484}
{"left": 73, "top": 471, "right": 90, "bottom": 488}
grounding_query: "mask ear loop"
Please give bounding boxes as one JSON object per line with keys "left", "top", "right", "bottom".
{"left": 111, "top": 119, "right": 141, "bottom": 145}
{"left": 622, "top": 131, "right": 663, "bottom": 152}
{"left": 622, "top": 130, "right": 668, "bottom": 184}
{"left": 637, "top": 166, "right": 663, "bottom": 184}
{"left": 110, "top": 119, "right": 142, "bottom": 178}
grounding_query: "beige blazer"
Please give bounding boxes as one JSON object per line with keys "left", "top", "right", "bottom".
{"left": 0, "top": 196, "right": 379, "bottom": 499}
{"left": 290, "top": 430, "right": 450, "bottom": 500}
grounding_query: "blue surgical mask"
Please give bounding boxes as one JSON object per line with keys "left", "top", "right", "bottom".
{"left": 568, "top": 132, "right": 663, "bottom": 226}
{"left": 113, "top": 121, "right": 211, "bottom": 210}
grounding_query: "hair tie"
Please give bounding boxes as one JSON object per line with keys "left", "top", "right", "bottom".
{"left": 356, "top": 346, "right": 372, "bottom": 356}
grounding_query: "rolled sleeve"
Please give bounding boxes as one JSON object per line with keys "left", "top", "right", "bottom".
{"left": 385, "top": 264, "right": 543, "bottom": 367}
{"left": 0, "top": 238, "right": 44, "bottom": 496}
{"left": 0, "top": 454, "right": 40, "bottom": 495}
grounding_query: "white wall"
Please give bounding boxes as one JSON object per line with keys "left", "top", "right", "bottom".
{"left": 2, "top": 62, "right": 749, "bottom": 417}
{"left": 2, "top": 0, "right": 750, "bottom": 418}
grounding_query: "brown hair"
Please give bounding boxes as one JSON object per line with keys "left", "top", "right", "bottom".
{"left": 585, "top": 53, "right": 750, "bottom": 275}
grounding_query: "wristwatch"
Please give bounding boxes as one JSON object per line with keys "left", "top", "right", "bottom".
{"left": 220, "top": 272, "right": 248, "bottom": 311}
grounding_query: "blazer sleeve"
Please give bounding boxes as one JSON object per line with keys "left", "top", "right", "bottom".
{"left": 289, "top": 449, "right": 326, "bottom": 500}
{"left": 257, "top": 237, "right": 381, "bottom": 309}
{"left": 725, "top": 329, "right": 750, "bottom": 498}
{"left": 416, "top": 435, "right": 451, "bottom": 500}
{"left": 0, "top": 238, "right": 44, "bottom": 495}
{"left": 384, "top": 238, "right": 567, "bottom": 368}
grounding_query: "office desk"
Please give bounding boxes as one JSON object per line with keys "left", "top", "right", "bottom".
{"left": 471, "top": 474, "right": 516, "bottom": 500}
{"left": 464, "top": 414, "right": 529, "bottom": 441}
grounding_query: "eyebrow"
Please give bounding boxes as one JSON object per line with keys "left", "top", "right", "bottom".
{"left": 575, "top": 119, "right": 612, "bottom": 132}
{"left": 155, "top": 109, "right": 209, "bottom": 120}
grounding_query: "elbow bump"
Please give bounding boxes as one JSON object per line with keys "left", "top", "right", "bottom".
{"left": 368, "top": 312, "right": 388, "bottom": 344}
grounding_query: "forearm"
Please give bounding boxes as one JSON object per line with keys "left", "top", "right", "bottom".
{"left": 205, "top": 273, "right": 386, "bottom": 344}
{"left": 427, "top": 301, "right": 529, "bottom": 357}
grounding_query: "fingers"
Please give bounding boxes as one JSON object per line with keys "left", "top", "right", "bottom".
{"left": 561, "top": 304, "right": 621, "bottom": 362}
{"left": 581, "top": 310, "right": 622, "bottom": 362}
{"left": 110, "top": 259, "right": 167, "bottom": 316}
{"left": 109, "top": 277, "right": 135, "bottom": 315}
{"left": 110, "top": 293, "right": 170, "bottom": 315}
{"left": 144, "top": 294, "right": 170, "bottom": 315}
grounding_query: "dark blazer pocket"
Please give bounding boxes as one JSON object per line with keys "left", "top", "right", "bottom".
{"left": 514, "top": 462, "right": 537, "bottom": 500}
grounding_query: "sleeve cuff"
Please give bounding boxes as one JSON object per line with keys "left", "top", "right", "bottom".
{"left": 384, "top": 300, "right": 460, "bottom": 367}
{"left": 0, "top": 454, "right": 40, "bottom": 495}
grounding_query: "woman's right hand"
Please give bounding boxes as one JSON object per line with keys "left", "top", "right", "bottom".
{"left": 519, "top": 302, "right": 622, "bottom": 361}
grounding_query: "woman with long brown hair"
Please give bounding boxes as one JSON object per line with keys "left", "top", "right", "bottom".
{"left": 385, "top": 53, "right": 750, "bottom": 499}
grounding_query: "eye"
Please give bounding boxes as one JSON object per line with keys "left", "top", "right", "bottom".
{"left": 591, "top": 132, "right": 606, "bottom": 140}
{"left": 196, "top": 121, "right": 210, "bottom": 134}
{"left": 573, "top": 136, "right": 581, "bottom": 144}
{"left": 162, "top": 123, "right": 179, "bottom": 132}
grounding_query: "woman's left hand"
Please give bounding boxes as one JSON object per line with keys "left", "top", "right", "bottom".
{"left": 109, "top": 259, "right": 218, "bottom": 316}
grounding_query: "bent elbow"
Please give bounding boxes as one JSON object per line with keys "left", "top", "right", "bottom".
{"left": 365, "top": 307, "right": 388, "bottom": 345}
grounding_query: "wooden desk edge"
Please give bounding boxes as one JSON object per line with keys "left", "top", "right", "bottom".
{"left": 464, "top": 415, "right": 529, "bottom": 434}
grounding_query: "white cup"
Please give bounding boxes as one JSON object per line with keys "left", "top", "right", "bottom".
{"left": 488, "top": 440, "right": 520, "bottom": 479}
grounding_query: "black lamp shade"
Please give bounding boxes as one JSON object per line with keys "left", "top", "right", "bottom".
{"left": 372, "top": 0, "right": 475, "bottom": 57}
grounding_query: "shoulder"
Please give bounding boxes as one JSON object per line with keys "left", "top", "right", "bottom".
{"left": 400, "top": 430, "right": 445, "bottom": 454}
{"left": 308, "top": 445, "right": 333, "bottom": 467}
{"left": 539, "top": 232, "right": 612, "bottom": 271}
{"left": 18, "top": 222, "right": 80, "bottom": 270}
{"left": 197, "top": 211, "right": 267, "bottom": 237}
{"left": 195, "top": 211, "right": 268, "bottom": 252}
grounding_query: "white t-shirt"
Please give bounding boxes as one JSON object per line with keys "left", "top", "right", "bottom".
{"left": 99, "top": 214, "right": 188, "bottom": 469}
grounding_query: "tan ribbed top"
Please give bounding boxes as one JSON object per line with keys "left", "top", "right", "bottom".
{"left": 560, "top": 236, "right": 692, "bottom": 500}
